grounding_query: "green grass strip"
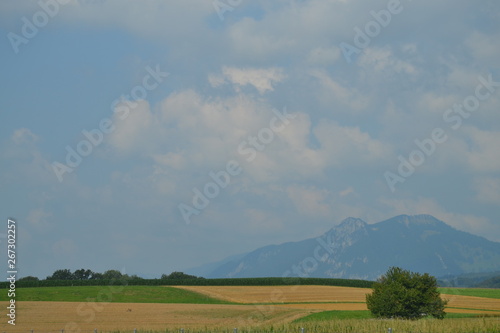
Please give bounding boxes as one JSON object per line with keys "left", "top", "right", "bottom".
{"left": 439, "top": 288, "right": 500, "bottom": 299}
{"left": 446, "top": 307, "right": 500, "bottom": 313}
{"left": 0, "top": 286, "right": 234, "bottom": 304}
{"left": 293, "top": 310, "right": 497, "bottom": 322}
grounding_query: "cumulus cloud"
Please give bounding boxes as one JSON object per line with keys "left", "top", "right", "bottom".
{"left": 313, "top": 120, "right": 391, "bottom": 166}
{"left": 462, "top": 127, "right": 500, "bottom": 172}
{"left": 358, "top": 47, "right": 417, "bottom": 75}
{"left": 209, "top": 67, "right": 286, "bottom": 94}
{"left": 465, "top": 31, "right": 500, "bottom": 67}
{"left": 307, "top": 46, "right": 341, "bottom": 65}
{"left": 474, "top": 177, "right": 500, "bottom": 204}
{"left": 11, "top": 128, "right": 38, "bottom": 144}
{"left": 287, "top": 185, "right": 331, "bottom": 217}
{"left": 309, "top": 70, "right": 369, "bottom": 111}
{"left": 108, "top": 100, "right": 156, "bottom": 155}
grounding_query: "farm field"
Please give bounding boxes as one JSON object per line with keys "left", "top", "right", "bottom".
{"left": 176, "top": 285, "right": 500, "bottom": 313}
{"left": 1, "top": 285, "right": 500, "bottom": 332}
{"left": 173, "top": 285, "right": 371, "bottom": 303}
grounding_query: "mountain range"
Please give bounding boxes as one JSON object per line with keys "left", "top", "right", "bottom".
{"left": 187, "top": 214, "right": 500, "bottom": 281}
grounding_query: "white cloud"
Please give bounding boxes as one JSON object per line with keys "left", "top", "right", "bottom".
{"left": 309, "top": 70, "right": 369, "bottom": 111}
{"left": 474, "top": 177, "right": 500, "bottom": 205}
{"left": 287, "top": 185, "right": 331, "bottom": 217}
{"left": 210, "top": 67, "right": 286, "bottom": 95}
{"left": 307, "top": 46, "right": 341, "bottom": 65}
{"left": 108, "top": 100, "right": 156, "bottom": 154}
{"left": 152, "top": 152, "right": 187, "bottom": 170}
{"left": 11, "top": 128, "right": 38, "bottom": 144}
{"left": 3, "top": 129, "right": 54, "bottom": 184}
{"left": 462, "top": 127, "right": 500, "bottom": 172}
{"left": 418, "top": 93, "right": 457, "bottom": 114}
{"left": 465, "top": 31, "right": 500, "bottom": 67}
{"left": 229, "top": 16, "right": 297, "bottom": 59}
{"left": 313, "top": 120, "right": 391, "bottom": 166}
{"left": 358, "top": 47, "right": 417, "bottom": 75}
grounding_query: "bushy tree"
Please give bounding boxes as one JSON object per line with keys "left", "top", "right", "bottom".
{"left": 46, "top": 269, "right": 74, "bottom": 280}
{"left": 366, "top": 267, "right": 447, "bottom": 319}
{"left": 102, "top": 269, "right": 125, "bottom": 280}
{"left": 18, "top": 276, "right": 39, "bottom": 282}
{"left": 161, "top": 271, "right": 203, "bottom": 280}
{"left": 73, "top": 268, "right": 94, "bottom": 280}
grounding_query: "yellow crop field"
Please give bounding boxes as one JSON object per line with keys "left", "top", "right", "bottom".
{"left": 0, "top": 301, "right": 305, "bottom": 331}
{"left": 441, "top": 293, "right": 500, "bottom": 311}
{"left": 173, "top": 285, "right": 371, "bottom": 303}
{"left": 175, "top": 285, "right": 500, "bottom": 314}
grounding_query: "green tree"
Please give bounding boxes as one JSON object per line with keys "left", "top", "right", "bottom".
{"left": 366, "top": 266, "right": 447, "bottom": 319}
{"left": 102, "top": 269, "right": 125, "bottom": 280}
{"left": 18, "top": 276, "right": 39, "bottom": 282}
{"left": 46, "top": 269, "right": 74, "bottom": 280}
{"left": 73, "top": 268, "right": 94, "bottom": 280}
{"left": 161, "top": 271, "right": 203, "bottom": 280}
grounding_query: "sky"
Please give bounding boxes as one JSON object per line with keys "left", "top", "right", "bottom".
{"left": 0, "top": 0, "right": 499, "bottom": 279}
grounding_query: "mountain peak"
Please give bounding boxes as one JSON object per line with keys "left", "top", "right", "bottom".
{"left": 197, "top": 214, "right": 500, "bottom": 280}
{"left": 339, "top": 217, "right": 367, "bottom": 226}
{"left": 336, "top": 217, "right": 368, "bottom": 233}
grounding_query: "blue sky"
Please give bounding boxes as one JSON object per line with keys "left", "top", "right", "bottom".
{"left": 0, "top": 0, "right": 499, "bottom": 279}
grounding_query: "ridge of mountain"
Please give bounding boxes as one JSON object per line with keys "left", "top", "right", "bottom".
{"left": 187, "top": 215, "right": 500, "bottom": 280}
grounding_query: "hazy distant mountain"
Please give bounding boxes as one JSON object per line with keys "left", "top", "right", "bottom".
{"left": 192, "top": 215, "right": 500, "bottom": 281}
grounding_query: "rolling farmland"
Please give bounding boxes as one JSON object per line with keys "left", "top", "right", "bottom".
{"left": 1, "top": 285, "right": 499, "bottom": 332}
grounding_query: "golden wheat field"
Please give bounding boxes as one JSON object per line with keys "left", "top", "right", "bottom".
{"left": 176, "top": 285, "right": 500, "bottom": 314}
{"left": 0, "top": 301, "right": 306, "bottom": 331}
{"left": 1, "top": 286, "right": 500, "bottom": 332}
{"left": 174, "top": 285, "right": 371, "bottom": 303}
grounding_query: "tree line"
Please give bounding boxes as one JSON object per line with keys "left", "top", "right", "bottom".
{"left": 3, "top": 271, "right": 374, "bottom": 289}
{"left": 16, "top": 269, "right": 203, "bottom": 283}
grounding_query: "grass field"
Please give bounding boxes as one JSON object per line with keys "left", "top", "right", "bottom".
{"left": 439, "top": 287, "right": 500, "bottom": 299}
{"left": 293, "top": 310, "right": 491, "bottom": 322}
{"left": 0, "top": 285, "right": 232, "bottom": 304}
{"left": 1, "top": 285, "right": 500, "bottom": 332}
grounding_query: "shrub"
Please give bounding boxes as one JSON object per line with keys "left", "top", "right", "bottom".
{"left": 366, "top": 266, "right": 447, "bottom": 319}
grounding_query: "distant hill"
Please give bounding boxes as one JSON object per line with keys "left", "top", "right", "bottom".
{"left": 475, "top": 275, "right": 500, "bottom": 288}
{"left": 438, "top": 271, "right": 500, "bottom": 287}
{"left": 189, "top": 215, "right": 500, "bottom": 281}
